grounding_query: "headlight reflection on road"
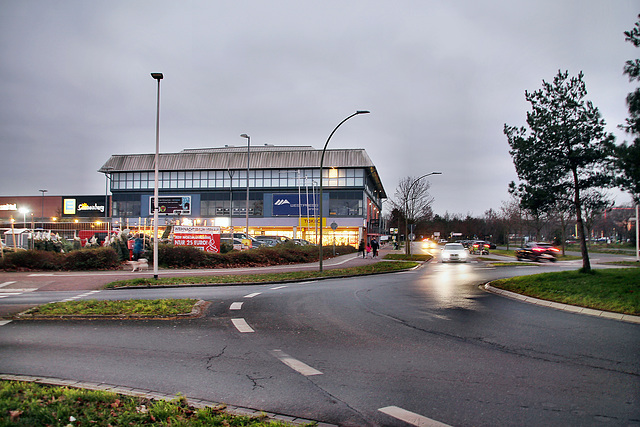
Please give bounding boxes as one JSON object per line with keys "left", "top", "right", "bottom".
{"left": 419, "top": 263, "right": 478, "bottom": 309}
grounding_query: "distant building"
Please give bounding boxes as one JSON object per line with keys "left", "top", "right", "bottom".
{"left": 99, "top": 145, "right": 387, "bottom": 245}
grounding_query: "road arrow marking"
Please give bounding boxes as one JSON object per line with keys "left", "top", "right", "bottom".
{"left": 271, "top": 349, "right": 322, "bottom": 376}
{"left": 378, "top": 406, "right": 450, "bottom": 426}
{"left": 231, "top": 318, "right": 254, "bottom": 333}
{"left": 244, "top": 292, "right": 261, "bottom": 298}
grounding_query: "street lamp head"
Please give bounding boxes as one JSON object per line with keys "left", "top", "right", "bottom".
{"left": 356, "top": 110, "right": 370, "bottom": 115}
{"left": 151, "top": 73, "right": 163, "bottom": 80}
{"left": 240, "top": 134, "right": 249, "bottom": 139}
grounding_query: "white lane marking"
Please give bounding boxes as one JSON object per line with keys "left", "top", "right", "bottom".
{"left": 327, "top": 254, "right": 359, "bottom": 266}
{"left": 0, "top": 281, "right": 16, "bottom": 289}
{"left": 58, "top": 290, "right": 101, "bottom": 303}
{"left": 270, "top": 285, "right": 287, "bottom": 290}
{"left": 244, "top": 292, "right": 261, "bottom": 298}
{"left": 231, "top": 318, "right": 255, "bottom": 333}
{"left": 271, "top": 349, "right": 322, "bottom": 376}
{"left": 378, "top": 406, "right": 450, "bottom": 427}
{"left": 230, "top": 302, "right": 243, "bottom": 310}
{"left": 0, "top": 320, "right": 12, "bottom": 326}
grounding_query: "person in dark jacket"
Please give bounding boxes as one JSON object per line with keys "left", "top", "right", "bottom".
{"left": 132, "top": 234, "right": 144, "bottom": 261}
{"left": 358, "top": 239, "right": 365, "bottom": 258}
{"left": 370, "top": 238, "right": 379, "bottom": 258}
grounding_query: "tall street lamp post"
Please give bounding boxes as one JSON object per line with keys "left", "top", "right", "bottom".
{"left": 151, "top": 72, "right": 163, "bottom": 280}
{"left": 319, "top": 111, "right": 370, "bottom": 272}
{"left": 39, "top": 189, "right": 47, "bottom": 223}
{"left": 405, "top": 172, "right": 442, "bottom": 255}
{"left": 240, "top": 134, "right": 250, "bottom": 237}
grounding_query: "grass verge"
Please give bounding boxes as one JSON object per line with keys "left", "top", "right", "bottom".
{"left": 24, "top": 299, "right": 198, "bottom": 318}
{"left": 491, "top": 268, "right": 640, "bottom": 315}
{"left": 0, "top": 381, "right": 296, "bottom": 426}
{"left": 105, "top": 261, "right": 419, "bottom": 289}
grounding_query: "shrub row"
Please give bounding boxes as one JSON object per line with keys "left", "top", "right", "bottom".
{"left": 0, "top": 243, "right": 356, "bottom": 271}
{"left": 1, "top": 247, "right": 120, "bottom": 271}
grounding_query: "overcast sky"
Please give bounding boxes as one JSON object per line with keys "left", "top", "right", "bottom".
{"left": 0, "top": 1, "right": 637, "bottom": 217}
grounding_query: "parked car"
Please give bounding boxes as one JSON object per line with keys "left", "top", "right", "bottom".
{"left": 292, "top": 238, "right": 312, "bottom": 246}
{"left": 440, "top": 243, "right": 469, "bottom": 263}
{"left": 515, "top": 242, "right": 560, "bottom": 262}
{"left": 254, "top": 235, "right": 290, "bottom": 245}
{"left": 221, "top": 233, "right": 264, "bottom": 247}
{"left": 255, "top": 237, "right": 279, "bottom": 247}
{"left": 469, "top": 240, "right": 490, "bottom": 255}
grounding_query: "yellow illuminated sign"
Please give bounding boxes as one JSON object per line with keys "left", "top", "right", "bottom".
{"left": 300, "top": 217, "right": 326, "bottom": 228}
{"left": 63, "top": 199, "right": 76, "bottom": 215}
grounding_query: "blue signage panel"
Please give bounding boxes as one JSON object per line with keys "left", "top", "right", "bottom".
{"left": 273, "top": 193, "right": 317, "bottom": 216}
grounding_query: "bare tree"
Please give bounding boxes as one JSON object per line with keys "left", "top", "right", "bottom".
{"left": 391, "top": 176, "right": 435, "bottom": 254}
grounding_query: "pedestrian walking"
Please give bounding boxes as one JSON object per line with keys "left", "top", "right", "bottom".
{"left": 358, "top": 239, "right": 365, "bottom": 258}
{"left": 132, "top": 234, "right": 145, "bottom": 261}
{"left": 370, "top": 238, "right": 379, "bottom": 258}
{"left": 366, "top": 244, "right": 372, "bottom": 258}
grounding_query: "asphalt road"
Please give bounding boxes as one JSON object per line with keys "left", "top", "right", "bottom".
{"left": 0, "top": 246, "right": 638, "bottom": 426}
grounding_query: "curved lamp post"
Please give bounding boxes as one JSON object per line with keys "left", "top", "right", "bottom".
{"left": 405, "top": 171, "right": 442, "bottom": 255}
{"left": 318, "top": 110, "right": 370, "bottom": 271}
{"left": 151, "top": 72, "right": 163, "bottom": 280}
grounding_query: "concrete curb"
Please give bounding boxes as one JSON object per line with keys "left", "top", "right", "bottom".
{"left": 482, "top": 284, "right": 640, "bottom": 324}
{"left": 0, "top": 373, "right": 336, "bottom": 427}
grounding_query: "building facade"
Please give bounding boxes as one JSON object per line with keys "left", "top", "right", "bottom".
{"left": 99, "top": 145, "right": 387, "bottom": 246}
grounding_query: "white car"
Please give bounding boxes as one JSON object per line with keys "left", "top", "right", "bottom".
{"left": 441, "top": 243, "right": 469, "bottom": 263}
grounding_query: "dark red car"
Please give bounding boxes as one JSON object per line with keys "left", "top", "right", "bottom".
{"left": 515, "top": 242, "right": 560, "bottom": 262}
{"left": 469, "top": 240, "right": 490, "bottom": 255}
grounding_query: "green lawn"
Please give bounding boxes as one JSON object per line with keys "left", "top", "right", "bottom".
{"left": 491, "top": 268, "right": 640, "bottom": 315}
{"left": 0, "top": 381, "right": 296, "bottom": 426}
{"left": 105, "top": 261, "right": 419, "bottom": 289}
{"left": 24, "top": 299, "right": 198, "bottom": 318}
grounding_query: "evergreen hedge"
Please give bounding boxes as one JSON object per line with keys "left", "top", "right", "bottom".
{"left": 0, "top": 243, "right": 356, "bottom": 271}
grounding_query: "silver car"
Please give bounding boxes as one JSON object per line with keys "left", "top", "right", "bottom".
{"left": 441, "top": 243, "right": 469, "bottom": 263}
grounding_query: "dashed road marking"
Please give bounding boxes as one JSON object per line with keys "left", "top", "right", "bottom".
{"left": 243, "top": 292, "right": 261, "bottom": 298}
{"left": 58, "top": 290, "right": 101, "bottom": 303}
{"left": 270, "top": 285, "right": 287, "bottom": 290}
{"left": 231, "top": 318, "right": 255, "bottom": 333}
{"left": 0, "top": 281, "right": 17, "bottom": 289}
{"left": 271, "top": 349, "right": 322, "bottom": 376}
{"left": 230, "top": 302, "right": 243, "bottom": 310}
{"left": 0, "top": 320, "right": 12, "bottom": 326}
{"left": 378, "top": 406, "right": 450, "bottom": 426}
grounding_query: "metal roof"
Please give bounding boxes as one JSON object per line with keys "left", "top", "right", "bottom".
{"left": 98, "top": 146, "right": 386, "bottom": 198}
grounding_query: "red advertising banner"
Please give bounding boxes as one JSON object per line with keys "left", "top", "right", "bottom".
{"left": 173, "top": 226, "right": 221, "bottom": 253}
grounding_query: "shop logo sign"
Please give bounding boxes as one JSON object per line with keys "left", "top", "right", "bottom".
{"left": 274, "top": 198, "right": 291, "bottom": 206}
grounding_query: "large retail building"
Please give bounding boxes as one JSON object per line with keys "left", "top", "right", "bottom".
{"left": 99, "top": 145, "right": 386, "bottom": 246}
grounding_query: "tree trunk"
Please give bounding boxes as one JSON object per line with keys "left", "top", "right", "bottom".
{"left": 573, "top": 168, "right": 591, "bottom": 272}
{"left": 560, "top": 214, "right": 567, "bottom": 256}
